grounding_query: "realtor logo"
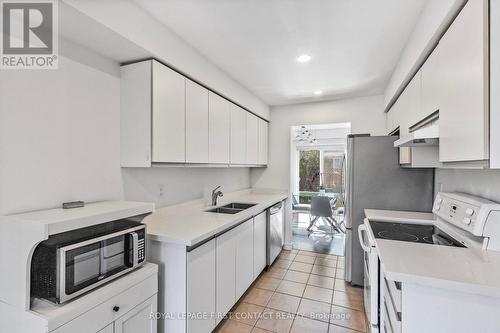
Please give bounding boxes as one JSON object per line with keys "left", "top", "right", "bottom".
{"left": 1, "top": 0, "right": 58, "bottom": 69}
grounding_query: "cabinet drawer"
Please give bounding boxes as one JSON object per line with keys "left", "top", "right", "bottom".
{"left": 384, "top": 277, "right": 401, "bottom": 313}
{"left": 383, "top": 279, "right": 402, "bottom": 333}
{"left": 52, "top": 274, "right": 157, "bottom": 333}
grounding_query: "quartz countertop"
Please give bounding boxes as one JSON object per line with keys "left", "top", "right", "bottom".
{"left": 144, "top": 189, "right": 288, "bottom": 246}
{"left": 364, "top": 209, "right": 500, "bottom": 297}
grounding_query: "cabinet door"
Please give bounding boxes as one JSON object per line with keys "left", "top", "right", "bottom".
{"left": 97, "top": 324, "right": 114, "bottom": 333}
{"left": 209, "top": 92, "right": 231, "bottom": 164}
{"left": 246, "top": 113, "right": 259, "bottom": 164}
{"left": 439, "top": 0, "right": 489, "bottom": 162}
{"left": 235, "top": 220, "right": 254, "bottom": 300}
{"left": 186, "top": 79, "right": 209, "bottom": 163}
{"left": 215, "top": 227, "right": 237, "bottom": 325}
{"left": 187, "top": 239, "right": 216, "bottom": 333}
{"left": 152, "top": 61, "right": 186, "bottom": 163}
{"left": 421, "top": 43, "right": 441, "bottom": 120}
{"left": 230, "top": 104, "right": 247, "bottom": 164}
{"left": 258, "top": 119, "right": 268, "bottom": 165}
{"left": 114, "top": 295, "right": 157, "bottom": 333}
{"left": 253, "top": 212, "right": 267, "bottom": 278}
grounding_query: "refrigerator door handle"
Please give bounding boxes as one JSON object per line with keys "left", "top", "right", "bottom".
{"left": 358, "top": 224, "right": 371, "bottom": 253}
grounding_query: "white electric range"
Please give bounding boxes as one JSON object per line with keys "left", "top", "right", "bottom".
{"left": 359, "top": 192, "right": 500, "bottom": 333}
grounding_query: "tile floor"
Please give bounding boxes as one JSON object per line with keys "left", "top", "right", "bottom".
{"left": 292, "top": 213, "right": 345, "bottom": 255}
{"left": 215, "top": 249, "right": 367, "bottom": 333}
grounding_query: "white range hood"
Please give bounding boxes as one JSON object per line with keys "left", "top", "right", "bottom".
{"left": 394, "top": 123, "right": 439, "bottom": 148}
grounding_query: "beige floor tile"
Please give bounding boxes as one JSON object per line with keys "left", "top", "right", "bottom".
{"left": 255, "top": 276, "right": 282, "bottom": 291}
{"left": 294, "top": 254, "right": 316, "bottom": 264}
{"left": 314, "top": 257, "right": 337, "bottom": 268}
{"left": 264, "top": 266, "right": 287, "bottom": 279}
{"left": 311, "top": 265, "right": 336, "bottom": 278}
{"left": 289, "top": 261, "right": 313, "bottom": 273}
{"left": 317, "top": 254, "right": 338, "bottom": 260}
{"left": 290, "top": 249, "right": 299, "bottom": 254}
{"left": 290, "top": 316, "right": 329, "bottom": 333}
{"left": 334, "top": 279, "right": 363, "bottom": 296}
{"left": 274, "top": 259, "right": 292, "bottom": 269}
{"left": 303, "top": 285, "right": 333, "bottom": 304}
{"left": 231, "top": 302, "right": 265, "bottom": 326}
{"left": 255, "top": 308, "right": 294, "bottom": 333}
{"left": 218, "top": 319, "right": 253, "bottom": 333}
{"left": 335, "top": 269, "right": 345, "bottom": 279}
{"left": 284, "top": 270, "right": 310, "bottom": 284}
{"left": 332, "top": 291, "right": 364, "bottom": 311}
{"left": 298, "top": 250, "right": 318, "bottom": 257}
{"left": 336, "top": 261, "right": 345, "bottom": 269}
{"left": 297, "top": 298, "right": 331, "bottom": 323}
{"left": 330, "top": 305, "right": 367, "bottom": 332}
{"left": 267, "top": 292, "right": 301, "bottom": 314}
{"left": 328, "top": 324, "right": 360, "bottom": 332}
{"left": 276, "top": 280, "right": 306, "bottom": 297}
{"left": 243, "top": 288, "right": 274, "bottom": 307}
{"left": 251, "top": 328, "right": 273, "bottom": 333}
{"left": 308, "top": 274, "right": 335, "bottom": 289}
{"left": 279, "top": 251, "right": 297, "bottom": 261}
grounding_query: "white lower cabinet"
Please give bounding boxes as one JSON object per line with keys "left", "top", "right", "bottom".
{"left": 215, "top": 227, "right": 237, "bottom": 325}
{"left": 187, "top": 239, "right": 216, "bottom": 333}
{"left": 235, "top": 220, "right": 255, "bottom": 299}
{"left": 253, "top": 212, "right": 267, "bottom": 277}
{"left": 114, "top": 296, "right": 158, "bottom": 333}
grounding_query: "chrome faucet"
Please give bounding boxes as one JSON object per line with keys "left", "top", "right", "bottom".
{"left": 211, "top": 185, "right": 223, "bottom": 206}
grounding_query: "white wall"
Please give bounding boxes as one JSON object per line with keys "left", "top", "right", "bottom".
{"left": 122, "top": 167, "right": 251, "bottom": 208}
{"left": 384, "top": 0, "right": 466, "bottom": 107}
{"left": 250, "top": 95, "right": 386, "bottom": 248}
{"left": 62, "top": 0, "right": 270, "bottom": 120}
{"left": 0, "top": 55, "right": 123, "bottom": 215}
{"left": 435, "top": 169, "right": 500, "bottom": 203}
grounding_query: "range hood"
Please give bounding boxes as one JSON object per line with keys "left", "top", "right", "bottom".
{"left": 394, "top": 123, "right": 439, "bottom": 147}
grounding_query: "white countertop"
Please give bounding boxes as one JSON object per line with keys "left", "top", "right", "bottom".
{"left": 364, "top": 209, "right": 500, "bottom": 297}
{"left": 144, "top": 189, "right": 288, "bottom": 246}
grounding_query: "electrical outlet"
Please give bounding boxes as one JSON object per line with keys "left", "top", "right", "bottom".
{"left": 159, "top": 184, "right": 164, "bottom": 198}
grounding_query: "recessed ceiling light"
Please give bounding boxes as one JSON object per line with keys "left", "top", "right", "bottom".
{"left": 314, "top": 90, "right": 323, "bottom": 96}
{"left": 297, "top": 54, "right": 311, "bottom": 63}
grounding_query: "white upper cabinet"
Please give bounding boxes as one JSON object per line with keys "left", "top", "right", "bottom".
{"left": 208, "top": 92, "right": 231, "bottom": 164}
{"left": 246, "top": 113, "right": 259, "bottom": 164}
{"left": 230, "top": 104, "right": 247, "bottom": 164}
{"left": 152, "top": 60, "right": 186, "bottom": 163}
{"left": 258, "top": 119, "right": 268, "bottom": 165}
{"left": 421, "top": 43, "right": 442, "bottom": 121}
{"left": 438, "top": 0, "right": 489, "bottom": 163}
{"left": 186, "top": 79, "right": 209, "bottom": 163}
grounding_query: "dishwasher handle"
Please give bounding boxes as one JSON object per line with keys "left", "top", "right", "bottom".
{"left": 269, "top": 201, "right": 283, "bottom": 214}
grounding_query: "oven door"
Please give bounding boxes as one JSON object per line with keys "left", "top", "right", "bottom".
{"left": 58, "top": 226, "right": 145, "bottom": 303}
{"left": 359, "top": 223, "right": 379, "bottom": 332}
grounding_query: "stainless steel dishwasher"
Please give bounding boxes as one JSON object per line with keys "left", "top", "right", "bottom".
{"left": 267, "top": 200, "right": 284, "bottom": 267}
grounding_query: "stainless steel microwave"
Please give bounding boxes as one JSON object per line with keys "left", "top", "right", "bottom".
{"left": 30, "top": 219, "right": 147, "bottom": 304}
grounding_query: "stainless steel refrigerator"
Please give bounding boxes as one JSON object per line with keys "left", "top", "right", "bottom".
{"left": 344, "top": 135, "right": 434, "bottom": 286}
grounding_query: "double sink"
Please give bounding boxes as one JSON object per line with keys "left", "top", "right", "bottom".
{"left": 206, "top": 202, "right": 256, "bottom": 214}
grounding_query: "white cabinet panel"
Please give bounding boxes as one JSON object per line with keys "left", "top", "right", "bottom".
{"left": 421, "top": 43, "right": 441, "bottom": 121}
{"left": 97, "top": 324, "right": 114, "bottom": 333}
{"left": 438, "top": 0, "right": 489, "bottom": 163}
{"left": 186, "top": 79, "right": 209, "bottom": 163}
{"left": 235, "top": 220, "right": 254, "bottom": 300}
{"left": 397, "top": 71, "right": 421, "bottom": 165}
{"left": 209, "top": 92, "right": 231, "bottom": 164}
{"left": 246, "top": 113, "right": 259, "bottom": 164}
{"left": 230, "top": 104, "right": 247, "bottom": 164}
{"left": 215, "top": 227, "right": 237, "bottom": 325}
{"left": 187, "top": 239, "right": 216, "bottom": 333}
{"left": 258, "top": 120, "right": 268, "bottom": 165}
{"left": 114, "top": 296, "right": 157, "bottom": 333}
{"left": 152, "top": 61, "right": 186, "bottom": 163}
{"left": 253, "top": 211, "right": 267, "bottom": 278}
{"left": 120, "top": 61, "right": 152, "bottom": 167}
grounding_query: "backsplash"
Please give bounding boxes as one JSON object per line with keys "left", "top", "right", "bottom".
{"left": 122, "top": 167, "right": 251, "bottom": 208}
{"left": 435, "top": 168, "right": 500, "bottom": 203}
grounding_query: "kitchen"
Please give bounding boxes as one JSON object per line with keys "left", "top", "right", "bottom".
{"left": 2, "top": 0, "right": 500, "bottom": 333}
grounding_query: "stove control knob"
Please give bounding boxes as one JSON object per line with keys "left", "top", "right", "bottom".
{"left": 465, "top": 208, "right": 474, "bottom": 216}
{"left": 463, "top": 217, "right": 471, "bottom": 225}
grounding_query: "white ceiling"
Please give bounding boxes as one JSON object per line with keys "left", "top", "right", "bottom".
{"left": 134, "top": 0, "right": 427, "bottom": 106}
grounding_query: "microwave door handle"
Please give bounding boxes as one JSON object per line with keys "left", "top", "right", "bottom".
{"left": 358, "top": 224, "right": 371, "bottom": 253}
{"left": 126, "top": 232, "right": 139, "bottom": 267}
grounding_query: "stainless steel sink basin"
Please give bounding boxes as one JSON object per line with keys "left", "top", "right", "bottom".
{"left": 205, "top": 202, "right": 256, "bottom": 214}
{"left": 221, "top": 202, "right": 257, "bottom": 210}
{"left": 205, "top": 207, "right": 243, "bottom": 214}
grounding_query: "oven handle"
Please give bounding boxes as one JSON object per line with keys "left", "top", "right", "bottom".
{"left": 358, "top": 224, "right": 371, "bottom": 253}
